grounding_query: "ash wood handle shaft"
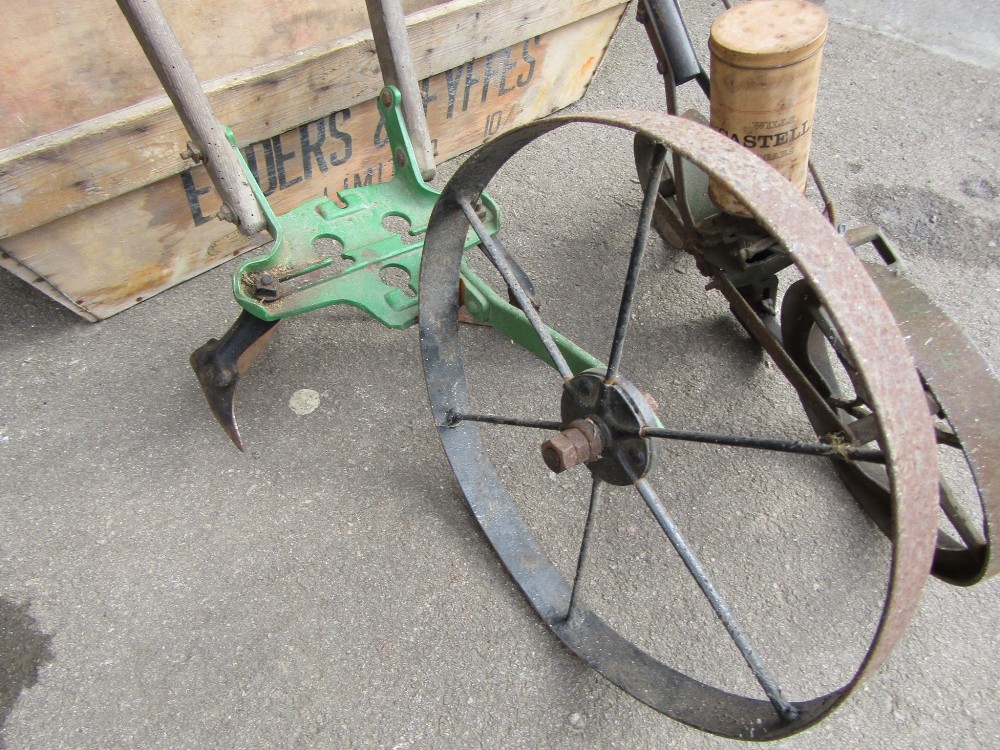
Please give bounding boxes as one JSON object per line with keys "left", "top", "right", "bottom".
{"left": 365, "top": 0, "right": 437, "bottom": 181}
{"left": 116, "top": 0, "right": 265, "bottom": 234}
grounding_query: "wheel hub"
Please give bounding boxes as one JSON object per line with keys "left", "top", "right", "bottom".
{"left": 540, "top": 368, "right": 659, "bottom": 486}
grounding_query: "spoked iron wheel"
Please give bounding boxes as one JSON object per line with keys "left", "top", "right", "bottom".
{"left": 782, "top": 276, "right": 1000, "bottom": 585}
{"left": 418, "top": 112, "right": 938, "bottom": 740}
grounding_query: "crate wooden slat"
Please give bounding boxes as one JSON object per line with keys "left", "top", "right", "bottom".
{"left": 0, "top": 0, "right": 626, "bottom": 241}
{"left": 1, "top": 0, "right": 444, "bottom": 149}
{"left": 0, "top": 0, "right": 627, "bottom": 320}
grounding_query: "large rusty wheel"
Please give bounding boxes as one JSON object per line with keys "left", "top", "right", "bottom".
{"left": 781, "top": 275, "right": 1000, "bottom": 585}
{"left": 418, "top": 112, "right": 938, "bottom": 740}
{"left": 636, "top": 120, "right": 1000, "bottom": 588}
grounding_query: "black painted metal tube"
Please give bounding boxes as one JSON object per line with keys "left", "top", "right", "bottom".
{"left": 641, "top": 0, "right": 706, "bottom": 86}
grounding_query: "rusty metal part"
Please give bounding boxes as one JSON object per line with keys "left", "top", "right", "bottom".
{"left": 561, "top": 370, "right": 658, "bottom": 486}
{"left": 865, "top": 263, "right": 999, "bottom": 580}
{"left": 782, "top": 264, "right": 1000, "bottom": 585}
{"left": 541, "top": 418, "right": 604, "bottom": 473}
{"left": 642, "top": 391, "right": 660, "bottom": 412}
{"left": 179, "top": 141, "right": 202, "bottom": 163}
{"left": 712, "top": 268, "right": 846, "bottom": 438}
{"left": 418, "top": 110, "right": 938, "bottom": 739}
{"left": 633, "top": 130, "right": 792, "bottom": 293}
{"left": 190, "top": 312, "right": 279, "bottom": 451}
{"left": 252, "top": 273, "right": 280, "bottom": 301}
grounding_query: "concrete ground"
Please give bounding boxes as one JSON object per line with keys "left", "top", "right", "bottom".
{"left": 1, "top": 2, "right": 998, "bottom": 748}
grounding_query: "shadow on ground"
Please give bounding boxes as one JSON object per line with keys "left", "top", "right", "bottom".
{"left": 0, "top": 599, "right": 53, "bottom": 747}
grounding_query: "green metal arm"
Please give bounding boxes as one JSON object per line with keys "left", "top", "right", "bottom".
{"left": 220, "top": 84, "right": 602, "bottom": 385}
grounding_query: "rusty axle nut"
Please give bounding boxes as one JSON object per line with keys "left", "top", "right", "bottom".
{"left": 541, "top": 419, "right": 604, "bottom": 473}
{"left": 252, "top": 272, "right": 280, "bottom": 301}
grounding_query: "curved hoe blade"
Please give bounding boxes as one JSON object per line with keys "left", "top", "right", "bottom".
{"left": 190, "top": 311, "right": 279, "bottom": 451}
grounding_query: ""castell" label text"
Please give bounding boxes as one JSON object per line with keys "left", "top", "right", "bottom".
{"left": 715, "top": 119, "right": 811, "bottom": 150}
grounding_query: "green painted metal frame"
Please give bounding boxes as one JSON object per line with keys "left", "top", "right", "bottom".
{"left": 228, "top": 87, "right": 484, "bottom": 326}
{"left": 225, "top": 85, "right": 601, "bottom": 372}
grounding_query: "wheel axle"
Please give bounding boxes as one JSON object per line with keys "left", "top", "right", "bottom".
{"left": 540, "top": 419, "right": 603, "bottom": 473}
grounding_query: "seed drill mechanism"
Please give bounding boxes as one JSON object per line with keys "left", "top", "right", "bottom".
{"left": 119, "top": 0, "right": 998, "bottom": 740}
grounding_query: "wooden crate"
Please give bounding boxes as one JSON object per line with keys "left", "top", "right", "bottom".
{"left": 0, "top": 0, "right": 628, "bottom": 320}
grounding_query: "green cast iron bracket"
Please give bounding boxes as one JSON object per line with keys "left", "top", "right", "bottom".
{"left": 225, "top": 85, "right": 601, "bottom": 374}
{"left": 460, "top": 273, "right": 602, "bottom": 374}
{"left": 228, "top": 86, "right": 500, "bottom": 327}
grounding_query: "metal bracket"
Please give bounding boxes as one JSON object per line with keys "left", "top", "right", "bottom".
{"left": 228, "top": 86, "right": 499, "bottom": 327}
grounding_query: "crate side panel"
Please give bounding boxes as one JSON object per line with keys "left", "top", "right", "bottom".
{"left": 0, "top": 6, "right": 627, "bottom": 320}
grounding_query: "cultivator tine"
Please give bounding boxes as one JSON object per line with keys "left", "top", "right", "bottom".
{"left": 190, "top": 312, "right": 279, "bottom": 451}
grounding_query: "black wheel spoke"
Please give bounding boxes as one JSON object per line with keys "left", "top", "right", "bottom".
{"left": 479, "top": 234, "right": 538, "bottom": 309}
{"left": 640, "top": 425, "right": 886, "bottom": 464}
{"left": 939, "top": 478, "right": 986, "bottom": 549}
{"left": 566, "top": 476, "right": 606, "bottom": 623}
{"left": 633, "top": 477, "right": 799, "bottom": 723}
{"left": 605, "top": 143, "right": 668, "bottom": 384}
{"left": 446, "top": 411, "right": 562, "bottom": 431}
{"left": 459, "top": 197, "right": 573, "bottom": 380}
{"left": 843, "top": 412, "right": 880, "bottom": 445}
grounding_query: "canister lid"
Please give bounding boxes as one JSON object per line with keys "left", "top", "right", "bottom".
{"left": 710, "top": 0, "right": 828, "bottom": 69}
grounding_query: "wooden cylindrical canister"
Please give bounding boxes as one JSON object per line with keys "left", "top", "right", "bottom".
{"left": 708, "top": 0, "right": 828, "bottom": 217}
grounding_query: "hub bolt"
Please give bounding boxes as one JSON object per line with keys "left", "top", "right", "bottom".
{"left": 541, "top": 419, "right": 604, "bottom": 473}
